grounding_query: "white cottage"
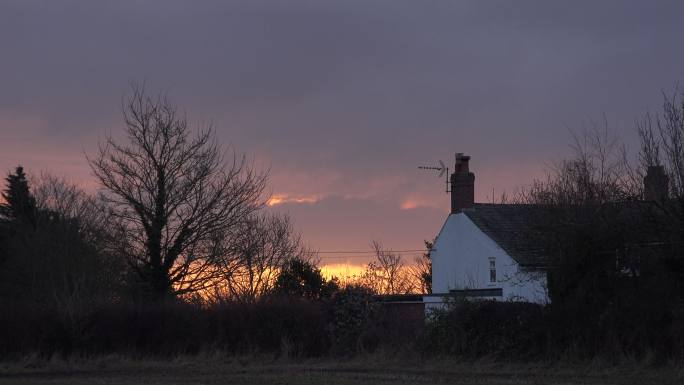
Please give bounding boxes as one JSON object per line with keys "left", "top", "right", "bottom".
{"left": 424, "top": 154, "right": 549, "bottom": 309}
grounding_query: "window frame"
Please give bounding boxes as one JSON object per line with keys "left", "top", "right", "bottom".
{"left": 488, "top": 257, "right": 497, "bottom": 284}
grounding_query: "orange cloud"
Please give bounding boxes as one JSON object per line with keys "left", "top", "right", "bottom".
{"left": 267, "top": 193, "right": 320, "bottom": 207}
{"left": 399, "top": 196, "right": 445, "bottom": 211}
{"left": 399, "top": 199, "right": 420, "bottom": 210}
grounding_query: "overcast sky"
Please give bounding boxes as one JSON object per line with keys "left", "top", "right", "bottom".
{"left": 2, "top": 1, "right": 684, "bottom": 264}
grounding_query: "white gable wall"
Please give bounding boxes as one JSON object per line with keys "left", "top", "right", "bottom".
{"left": 431, "top": 212, "right": 548, "bottom": 303}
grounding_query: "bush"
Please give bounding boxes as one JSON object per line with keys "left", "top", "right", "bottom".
{"left": 4, "top": 295, "right": 684, "bottom": 361}
{"left": 327, "top": 285, "right": 378, "bottom": 355}
{"left": 422, "top": 300, "right": 547, "bottom": 359}
{"left": 0, "top": 298, "right": 329, "bottom": 359}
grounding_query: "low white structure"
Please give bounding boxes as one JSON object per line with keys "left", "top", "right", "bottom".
{"left": 424, "top": 154, "right": 549, "bottom": 309}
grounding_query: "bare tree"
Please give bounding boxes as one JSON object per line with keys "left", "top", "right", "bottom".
{"left": 409, "top": 240, "right": 432, "bottom": 294}
{"left": 213, "top": 212, "right": 303, "bottom": 303}
{"left": 88, "top": 85, "right": 267, "bottom": 299}
{"left": 634, "top": 87, "right": 684, "bottom": 300}
{"left": 634, "top": 89, "right": 684, "bottom": 245}
{"left": 32, "top": 173, "right": 116, "bottom": 251}
{"left": 520, "top": 124, "right": 647, "bottom": 306}
{"left": 524, "top": 123, "right": 635, "bottom": 207}
{"left": 361, "top": 241, "right": 416, "bottom": 294}
{"left": 638, "top": 88, "right": 684, "bottom": 197}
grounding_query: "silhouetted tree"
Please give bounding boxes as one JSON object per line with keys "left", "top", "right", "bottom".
{"left": 0, "top": 220, "right": 5, "bottom": 270}
{"left": 328, "top": 283, "right": 378, "bottom": 354}
{"left": 411, "top": 240, "right": 432, "bottom": 294}
{"left": 638, "top": 88, "right": 684, "bottom": 197}
{"left": 1, "top": 166, "right": 36, "bottom": 224}
{"left": 272, "top": 257, "right": 339, "bottom": 300}
{"left": 523, "top": 125, "right": 638, "bottom": 304}
{"left": 33, "top": 174, "right": 126, "bottom": 304}
{"left": 0, "top": 166, "right": 36, "bottom": 291}
{"left": 214, "top": 212, "right": 302, "bottom": 303}
{"left": 636, "top": 87, "right": 684, "bottom": 299}
{"left": 0, "top": 172, "right": 125, "bottom": 307}
{"left": 518, "top": 124, "right": 684, "bottom": 355}
{"left": 88, "top": 85, "right": 267, "bottom": 299}
{"left": 361, "top": 241, "right": 416, "bottom": 294}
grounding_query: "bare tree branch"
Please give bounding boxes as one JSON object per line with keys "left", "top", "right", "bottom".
{"left": 88, "top": 84, "right": 267, "bottom": 298}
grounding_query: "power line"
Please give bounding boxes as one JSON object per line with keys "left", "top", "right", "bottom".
{"left": 315, "top": 249, "right": 427, "bottom": 254}
{"left": 320, "top": 256, "right": 374, "bottom": 260}
{"left": 320, "top": 254, "right": 423, "bottom": 260}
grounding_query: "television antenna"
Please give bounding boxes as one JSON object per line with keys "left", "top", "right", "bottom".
{"left": 418, "top": 159, "right": 450, "bottom": 193}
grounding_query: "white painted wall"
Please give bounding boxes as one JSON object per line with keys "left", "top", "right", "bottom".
{"left": 429, "top": 212, "right": 548, "bottom": 304}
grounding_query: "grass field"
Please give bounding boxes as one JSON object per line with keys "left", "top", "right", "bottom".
{"left": 1, "top": 355, "right": 682, "bottom": 385}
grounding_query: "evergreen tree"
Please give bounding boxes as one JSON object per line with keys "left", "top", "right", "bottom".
{"left": 1, "top": 166, "right": 36, "bottom": 224}
{"left": 0, "top": 166, "right": 36, "bottom": 270}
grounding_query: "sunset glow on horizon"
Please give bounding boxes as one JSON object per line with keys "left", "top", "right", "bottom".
{"left": 320, "top": 263, "right": 367, "bottom": 281}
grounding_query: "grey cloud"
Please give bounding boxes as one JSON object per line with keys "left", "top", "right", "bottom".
{"left": 2, "top": 1, "right": 684, "bottom": 250}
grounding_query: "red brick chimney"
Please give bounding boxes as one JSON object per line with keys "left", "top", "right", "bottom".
{"left": 644, "top": 165, "right": 669, "bottom": 202}
{"left": 450, "top": 153, "right": 475, "bottom": 212}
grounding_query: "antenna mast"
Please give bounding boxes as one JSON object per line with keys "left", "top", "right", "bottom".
{"left": 418, "top": 159, "right": 450, "bottom": 193}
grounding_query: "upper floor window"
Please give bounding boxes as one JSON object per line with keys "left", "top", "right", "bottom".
{"left": 489, "top": 258, "right": 496, "bottom": 283}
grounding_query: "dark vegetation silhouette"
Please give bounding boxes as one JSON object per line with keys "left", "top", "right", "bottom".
{"left": 414, "top": 240, "right": 433, "bottom": 294}
{"left": 0, "top": 170, "right": 124, "bottom": 310}
{"left": 359, "top": 241, "right": 418, "bottom": 294}
{"left": 533, "top": 90, "right": 684, "bottom": 360}
{"left": 211, "top": 212, "right": 308, "bottom": 304}
{"left": 88, "top": 85, "right": 268, "bottom": 299}
{"left": 272, "top": 257, "right": 339, "bottom": 300}
{"left": 5, "top": 85, "right": 684, "bottom": 362}
{"left": 1, "top": 166, "right": 36, "bottom": 223}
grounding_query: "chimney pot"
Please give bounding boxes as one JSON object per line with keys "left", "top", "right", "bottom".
{"left": 644, "top": 165, "right": 669, "bottom": 202}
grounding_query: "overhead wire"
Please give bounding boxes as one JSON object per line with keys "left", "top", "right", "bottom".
{"left": 312, "top": 249, "right": 429, "bottom": 260}
{"left": 315, "top": 249, "right": 427, "bottom": 254}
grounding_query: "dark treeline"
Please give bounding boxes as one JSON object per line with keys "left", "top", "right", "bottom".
{"left": 0, "top": 86, "right": 422, "bottom": 359}
{"left": 504, "top": 87, "right": 684, "bottom": 361}
{"left": 0, "top": 286, "right": 424, "bottom": 358}
{"left": 3, "top": 86, "right": 684, "bottom": 362}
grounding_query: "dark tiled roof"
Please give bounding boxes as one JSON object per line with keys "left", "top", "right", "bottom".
{"left": 463, "top": 203, "right": 548, "bottom": 267}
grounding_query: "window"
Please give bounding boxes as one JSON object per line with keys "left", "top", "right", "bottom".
{"left": 489, "top": 258, "right": 496, "bottom": 283}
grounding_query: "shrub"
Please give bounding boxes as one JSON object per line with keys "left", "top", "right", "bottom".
{"left": 327, "top": 285, "right": 378, "bottom": 355}
{"left": 422, "top": 300, "right": 547, "bottom": 359}
{"left": 0, "top": 298, "right": 329, "bottom": 359}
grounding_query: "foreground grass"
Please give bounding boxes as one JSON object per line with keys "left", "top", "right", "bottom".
{"left": 1, "top": 355, "right": 683, "bottom": 385}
